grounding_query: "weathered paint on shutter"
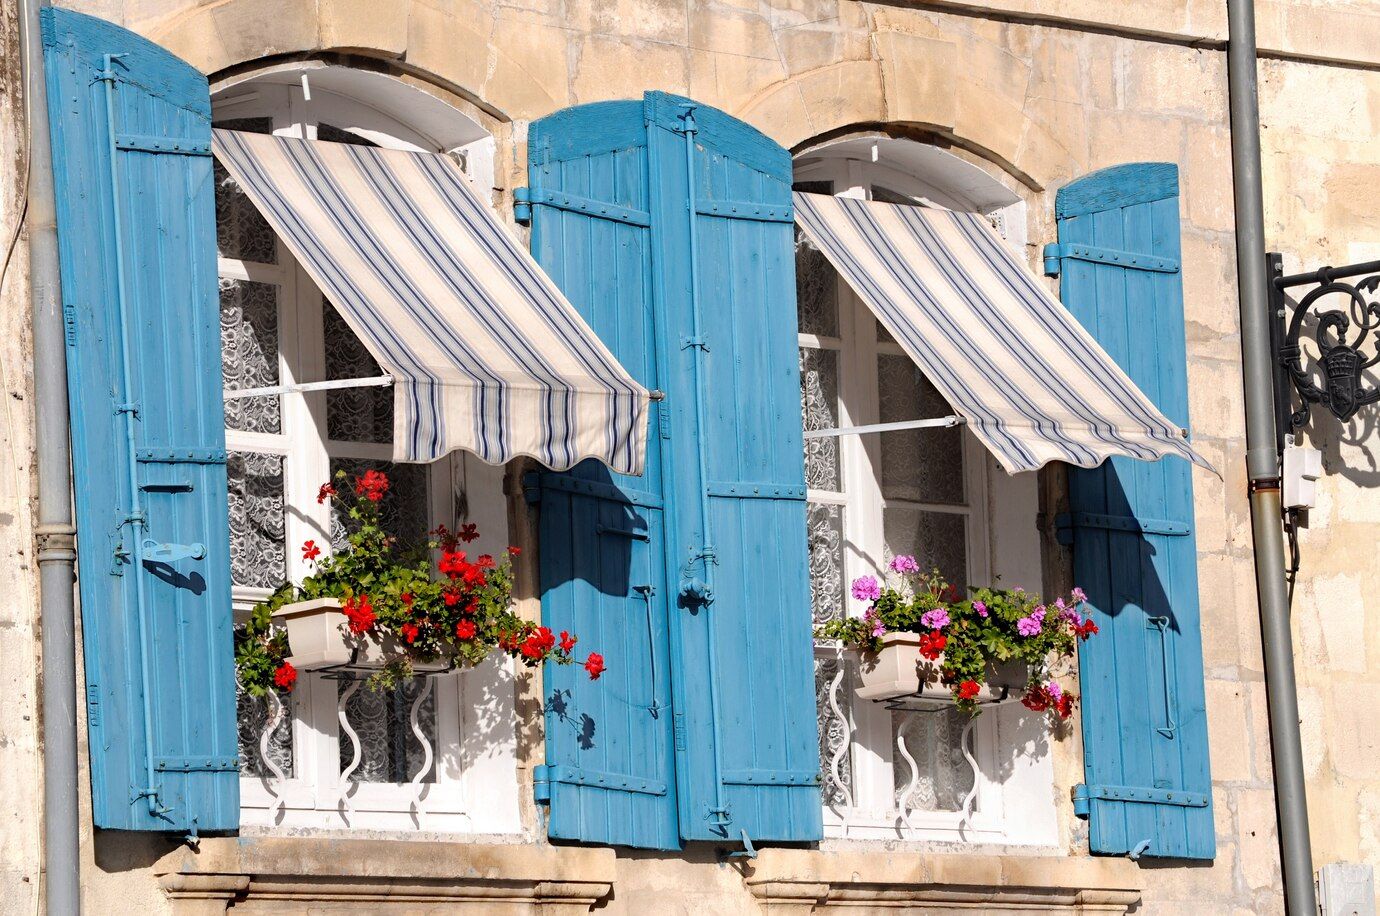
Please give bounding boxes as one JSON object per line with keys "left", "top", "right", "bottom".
{"left": 41, "top": 8, "right": 238, "bottom": 833}
{"left": 1050, "top": 162, "right": 1214, "bottom": 860}
{"left": 645, "top": 93, "right": 821, "bottom": 843}
{"left": 526, "top": 100, "right": 680, "bottom": 850}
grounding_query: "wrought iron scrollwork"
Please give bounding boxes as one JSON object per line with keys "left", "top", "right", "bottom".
{"left": 1271, "top": 254, "right": 1380, "bottom": 437}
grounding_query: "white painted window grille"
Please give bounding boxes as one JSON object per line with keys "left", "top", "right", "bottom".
{"left": 794, "top": 149, "right": 1056, "bottom": 846}
{"left": 215, "top": 77, "right": 518, "bottom": 834}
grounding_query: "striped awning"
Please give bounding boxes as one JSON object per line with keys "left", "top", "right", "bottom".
{"left": 212, "top": 129, "right": 648, "bottom": 475}
{"left": 793, "top": 192, "right": 1212, "bottom": 475}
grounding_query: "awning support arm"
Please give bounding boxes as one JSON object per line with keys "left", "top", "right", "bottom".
{"left": 803, "top": 415, "right": 965, "bottom": 439}
{"left": 223, "top": 376, "right": 668, "bottom": 402}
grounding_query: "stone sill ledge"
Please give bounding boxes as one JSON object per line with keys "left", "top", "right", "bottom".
{"left": 154, "top": 837, "right": 615, "bottom": 912}
{"left": 744, "top": 849, "right": 1143, "bottom": 913}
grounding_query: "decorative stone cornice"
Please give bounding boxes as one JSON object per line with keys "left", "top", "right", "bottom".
{"left": 154, "top": 838, "right": 614, "bottom": 914}
{"left": 743, "top": 849, "right": 1142, "bottom": 914}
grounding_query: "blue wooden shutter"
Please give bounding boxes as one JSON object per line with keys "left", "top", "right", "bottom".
{"left": 528, "top": 95, "right": 820, "bottom": 848}
{"left": 41, "top": 9, "right": 237, "bottom": 832}
{"left": 1050, "top": 163, "right": 1214, "bottom": 860}
{"left": 526, "top": 101, "right": 680, "bottom": 849}
{"left": 645, "top": 93, "right": 821, "bottom": 843}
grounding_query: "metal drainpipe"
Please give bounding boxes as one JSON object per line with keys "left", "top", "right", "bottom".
{"left": 20, "top": 0, "right": 82, "bottom": 912}
{"left": 1225, "top": 1, "right": 1316, "bottom": 913}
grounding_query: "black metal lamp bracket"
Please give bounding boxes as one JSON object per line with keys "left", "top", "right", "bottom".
{"left": 1268, "top": 252, "right": 1380, "bottom": 452}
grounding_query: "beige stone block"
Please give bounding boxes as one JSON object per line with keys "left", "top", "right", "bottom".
{"left": 408, "top": 0, "right": 493, "bottom": 101}
{"left": 793, "top": 60, "right": 885, "bottom": 140}
{"left": 1088, "top": 112, "right": 1185, "bottom": 173}
{"left": 1205, "top": 679, "right": 1251, "bottom": 782}
{"left": 1236, "top": 787, "right": 1279, "bottom": 891}
{"left": 955, "top": 83, "right": 1026, "bottom": 169}
{"left": 1198, "top": 556, "right": 1240, "bottom": 671}
{"left": 1180, "top": 229, "right": 1238, "bottom": 340}
{"left": 1186, "top": 357, "right": 1245, "bottom": 442}
{"left": 689, "top": 49, "right": 787, "bottom": 118}
{"left": 150, "top": 0, "right": 319, "bottom": 74}
{"left": 867, "top": 7, "right": 947, "bottom": 41}
{"left": 1234, "top": 558, "right": 1265, "bottom": 675}
{"left": 1355, "top": 783, "right": 1380, "bottom": 860}
{"left": 1259, "top": 58, "right": 1375, "bottom": 143}
{"left": 689, "top": 5, "right": 775, "bottom": 60}
{"left": 1124, "top": 43, "right": 1226, "bottom": 121}
{"left": 1294, "top": 684, "right": 1326, "bottom": 780}
{"left": 319, "top": 0, "right": 409, "bottom": 55}
{"left": 777, "top": 26, "right": 846, "bottom": 78}
{"left": 1026, "top": 32, "right": 1084, "bottom": 106}
{"left": 564, "top": 0, "right": 688, "bottom": 43}
{"left": 873, "top": 31, "right": 956, "bottom": 130}
{"left": 570, "top": 35, "right": 688, "bottom": 106}
{"left": 1296, "top": 572, "right": 1366, "bottom": 674}
{"left": 1328, "top": 678, "right": 1380, "bottom": 781}
{"left": 1183, "top": 126, "right": 1235, "bottom": 232}
{"left": 1016, "top": 100, "right": 1083, "bottom": 191}
{"left": 489, "top": 13, "right": 573, "bottom": 114}
{"left": 738, "top": 81, "right": 813, "bottom": 151}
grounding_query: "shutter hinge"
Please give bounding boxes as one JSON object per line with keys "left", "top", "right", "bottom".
{"left": 532, "top": 764, "right": 551, "bottom": 805}
{"left": 115, "top": 402, "right": 140, "bottom": 418}
{"left": 521, "top": 471, "right": 541, "bottom": 505}
{"left": 681, "top": 335, "right": 709, "bottom": 352}
{"left": 1055, "top": 511, "right": 1191, "bottom": 545}
{"left": 513, "top": 186, "right": 532, "bottom": 224}
{"left": 674, "top": 713, "right": 687, "bottom": 751}
{"left": 1042, "top": 242, "right": 1061, "bottom": 277}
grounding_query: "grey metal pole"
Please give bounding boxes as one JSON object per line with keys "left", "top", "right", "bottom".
{"left": 20, "top": 0, "right": 82, "bottom": 911}
{"left": 1225, "top": 1, "right": 1316, "bottom": 913}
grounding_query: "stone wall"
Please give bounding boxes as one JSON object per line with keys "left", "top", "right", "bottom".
{"left": 0, "top": 0, "right": 41, "bottom": 913}
{"left": 6, "top": 0, "right": 1380, "bottom": 913}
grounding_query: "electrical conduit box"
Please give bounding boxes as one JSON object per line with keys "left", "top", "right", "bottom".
{"left": 1283, "top": 439, "right": 1323, "bottom": 511}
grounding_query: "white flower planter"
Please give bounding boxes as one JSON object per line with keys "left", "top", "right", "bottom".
{"left": 272, "top": 597, "right": 450, "bottom": 673}
{"left": 854, "top": 632, "right": 1026, "bottom": 705}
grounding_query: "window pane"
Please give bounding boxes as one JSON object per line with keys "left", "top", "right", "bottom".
{"left": 329, "top": 458, "right": 430, "bottom": 549}
{"left": 877, "top": 354, "right": 964, "bottom": 505}
{"left": 883, "top": 508, "right": 967, "bottom": 591}
{"left": 214, "top": 117, "right": 275, "bottom": 263}
{"left": 324, "top": 300, "right": 393, "bottom": 444}
{"left": 227, "top": 451, "right": 286, "bottom": 589}
{"left": 800, "top": 347, "right": 841, "bottom": 491}
{"left": 807, "top": 502, "right": 845, "bottom": 626}
{"left": 236, "top": 669, "right": 294, "bottom": 778}
{"left": 317, "top": 123, "right": 375, "bottom": 146}
{"left": 220, "top": 277, "right": 281, "bottom": 434}
{"left": 339, "top": 677, "right": 438, "bottom": 783}
{"left": 891, "top": 707, "right": 974, "bottom": 812}
{"left": 793, "top": 180, "right": 838, "bottom": 337}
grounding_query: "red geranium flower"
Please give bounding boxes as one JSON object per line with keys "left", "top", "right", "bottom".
{"left": 1022, "top": 686, "right": 1051, "bottom": 713}
{"left": 507, "top": 546, "right": 521, "bottom": 556}
{"left": 918, "top": 631, "right": 947, "bottom": 661}
{"left": 463, "top": 598, "right": 479, "bottom": 616}
{"left": 559, "top": 630, "right": 577, "bottom": 653}
{"left": 401, "top": 622, "right": 420, "bottom": 644}
{"left": 316, "top": 482, "right": 337, "bottom": 504}
{"left": 584, "top": 653, "right": 606, "bottom": 680}
{"left": 354, "top": 469, "right": 389, "bottom": 502}
{"left": 343, "top": 594, "right": 375, "bottom": 634}
{"left": 476, "top": 554, "right": 495, "bottom": 569}
{"left": 1056, "top": 693, "right": 1075, "bottom": 719}
{"left": 301, "top": 539, "right": 321, "bottom": 562}
{"left": 273, "top": 661, "right": 298, "bottom": 690}
{"left": 443, "top": 589, "right": 460, "bottom": 606}
{"left": 455, "top": 619, "right": 476, "bottom": 640}
{"left": 1075, "top": 619, "right": 1099, "bottom": 640}
{"left": 459, "top": 522, "right": 480, "bottom": 543}
{"left": 439, "top": 550, "right": 468, "bottom": 578}
{"left": 957, "top": 679, "right": 981, "bottom": 701}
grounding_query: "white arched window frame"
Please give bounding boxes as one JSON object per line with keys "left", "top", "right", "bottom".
{"left": 213, "top": 68, "right": 519, "bottom": 834}
{"left": 795, "top": 144, "right": 1057, "bottom": 846}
